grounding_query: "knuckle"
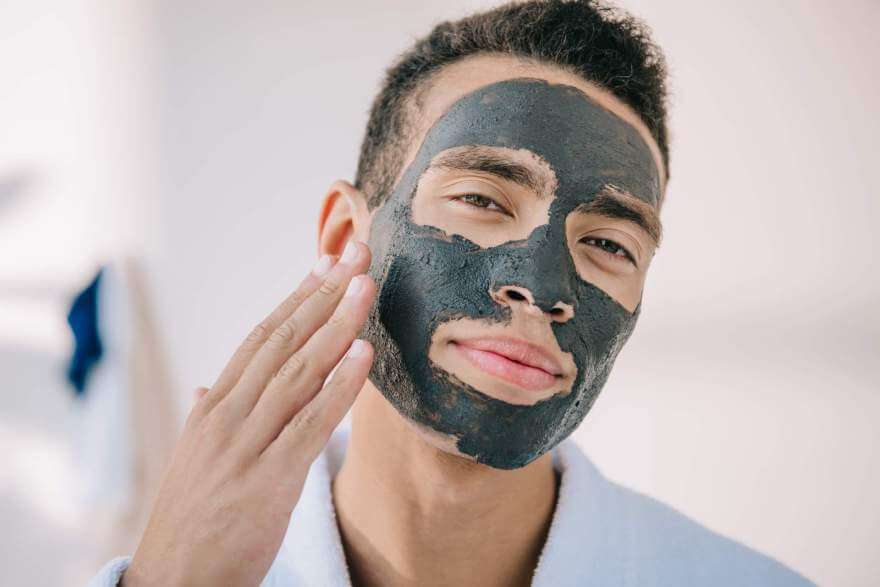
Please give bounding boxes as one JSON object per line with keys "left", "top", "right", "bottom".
{"left": 293, "top": 406, "right": 322, "bottom": 434}
{"left": 277, "top": 290, "right": 305, "bottom": 317}
{"left": 277, "top": 352, "right": 307, "bottom": 381}
{"left": 268, "top": 318, "right": 299, "bottom": 347}
{"left": 284, "top": 290, "right": 305, "bottom": 311}
{"left": 245, "top": 321, "right": 272, "bottom": 346}
{"left": 318, "top": 278, "right": 342, "bottom": 297}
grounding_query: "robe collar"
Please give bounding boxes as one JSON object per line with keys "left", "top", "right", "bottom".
{"left": 272, "top": 426, "right": 613, "bottom": 587}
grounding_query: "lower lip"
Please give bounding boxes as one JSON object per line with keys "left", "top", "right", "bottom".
{"left": 451, "top": 342, "right": 559, "bottom": 392}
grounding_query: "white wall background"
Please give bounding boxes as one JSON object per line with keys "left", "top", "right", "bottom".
{"left": 1, "top": 1, "right": 878, "bottom": 585}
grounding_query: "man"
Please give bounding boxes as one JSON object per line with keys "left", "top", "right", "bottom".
{"left": 91, "top": 1, "right": 812, "bottom": 585}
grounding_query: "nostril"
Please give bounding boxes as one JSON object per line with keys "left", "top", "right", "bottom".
{"left": 492, "top": 286, "right": 574, "bottom": 322}
{"left": 549, "top": 302, "right": 575, "bottom": 323}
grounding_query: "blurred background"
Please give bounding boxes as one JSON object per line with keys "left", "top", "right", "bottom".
{"left": 1, "top": 1, "right": 878, "bottom": 585}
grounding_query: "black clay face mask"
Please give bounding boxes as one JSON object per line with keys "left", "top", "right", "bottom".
{"left": 363, "top": 78, "right": 661, "bottom": 469}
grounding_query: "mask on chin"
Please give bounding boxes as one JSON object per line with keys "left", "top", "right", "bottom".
{"left": 363, "top": 79, "right": 661, "bottom": 469}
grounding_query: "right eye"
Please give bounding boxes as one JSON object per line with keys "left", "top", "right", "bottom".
{"left": 455, "top": 193, "right": 511, "bottom": 216}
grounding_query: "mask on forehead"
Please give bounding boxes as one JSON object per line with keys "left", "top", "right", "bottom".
{"left": 363, "top": 78, "right": 660, "bottom": 469}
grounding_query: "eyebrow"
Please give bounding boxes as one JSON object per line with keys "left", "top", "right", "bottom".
{"left": 575, "top": 184, "right": 663, "bottom": 246}
{"left": 429, "top": 147, "right": 550, "bottom": 196}
{"left": 429, "top": 148, "right": 662, "bottom": 245}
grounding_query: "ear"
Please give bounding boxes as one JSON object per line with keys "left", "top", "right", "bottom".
{"left": 317, "top": 180, "right": 371, "bottom": 256}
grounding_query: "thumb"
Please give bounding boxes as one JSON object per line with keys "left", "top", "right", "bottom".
{"left": 192, "top": 386, "right": 210, "bottom": 405}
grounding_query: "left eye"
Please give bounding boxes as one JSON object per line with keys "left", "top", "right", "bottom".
{"left": 581, "top": 237, "right": 635, "bottom": 263}
{"left": 456, "top": 193, "right": 510, "bottom": 215}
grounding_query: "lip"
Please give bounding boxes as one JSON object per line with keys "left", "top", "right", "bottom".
{"left": 451, "top": 337, "right": 564, "bottom": 392}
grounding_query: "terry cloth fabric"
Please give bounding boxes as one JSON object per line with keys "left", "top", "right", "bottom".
{"left": 89, "top": 428, "right": 815, "bottom": 586}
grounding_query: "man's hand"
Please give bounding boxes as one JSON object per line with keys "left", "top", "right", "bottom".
{"left": 122, "top": 241, "right": 376, "bottom": 586}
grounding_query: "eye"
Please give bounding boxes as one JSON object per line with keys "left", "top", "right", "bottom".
{"left": 455, "top": 193, "right": 511, "bottom": 216}
{"left": 581, "top": 236, "right": 636, "bottom": 265}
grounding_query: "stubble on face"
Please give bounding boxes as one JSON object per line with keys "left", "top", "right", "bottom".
{"left": 361, "top": 56, "right": 664, "bottom": 469}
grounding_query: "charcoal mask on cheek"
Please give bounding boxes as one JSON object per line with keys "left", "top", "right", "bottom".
{"left": 363, "top": 79, "right": 661, "bottom": 469}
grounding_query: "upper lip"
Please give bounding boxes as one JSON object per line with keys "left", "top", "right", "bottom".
{"left": 452, "top": 336, "right": 564, "bottom": 376}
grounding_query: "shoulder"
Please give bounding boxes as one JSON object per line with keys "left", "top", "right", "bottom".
{"left": 605, "top": 478, "right": 813, "bottom": 586}
{"left": 537, "top": 441, "right": 815, "bottom": 587}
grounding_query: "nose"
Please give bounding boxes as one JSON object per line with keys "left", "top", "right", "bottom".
{"left": 491, "top": 285, "right": 574, "bottom": 324}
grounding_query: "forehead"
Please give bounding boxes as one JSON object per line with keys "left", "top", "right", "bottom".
{"left": 414, "top": 78, "right": 661, "bottom": 207}
{"left": 403, "top": 55, "right": 666, "bottom": 194}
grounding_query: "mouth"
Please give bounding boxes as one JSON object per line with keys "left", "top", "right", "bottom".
{"left": 449, "top": 337, "right": 564, "bottom": 392}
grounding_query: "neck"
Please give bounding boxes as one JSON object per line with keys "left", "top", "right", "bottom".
{"left": 332, "top": 382, "right": 558, "bottom": 587}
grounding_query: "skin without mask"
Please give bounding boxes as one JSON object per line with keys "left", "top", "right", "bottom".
{"left": 363, "top": 78, "right": 661, "bottom": 469}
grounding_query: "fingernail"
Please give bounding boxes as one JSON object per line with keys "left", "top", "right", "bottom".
{"left": 344, "top": 275, "right": 364, "bottom": 297}
{"left": 340, "top": 241, "right": 360, "bottom": 264}
{"left": 348, "top": 338, "right": 369, "bottom": 357}
{"left": 313, "top": 254, "right": 334, "bottom": 277}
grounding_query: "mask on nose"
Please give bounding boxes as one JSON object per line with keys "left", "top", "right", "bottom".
{"left": 363, "top": 79, "right": 661, "bottom": 469}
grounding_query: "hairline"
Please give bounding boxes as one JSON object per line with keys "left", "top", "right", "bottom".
{"left": 382, "top": 53, "right": 668, "bottom": 208}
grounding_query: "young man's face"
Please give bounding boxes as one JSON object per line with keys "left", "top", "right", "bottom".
{"left": 362, "top": 56, "right": 664, "bottom": 469}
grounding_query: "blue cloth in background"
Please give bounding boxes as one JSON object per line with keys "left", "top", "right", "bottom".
{"left": 66, "top": 269, "right": 104, "bottom": 396}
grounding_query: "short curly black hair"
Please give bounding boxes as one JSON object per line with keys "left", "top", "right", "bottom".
{"left": 354, "top": 0, "right": 670, "bottom": 209}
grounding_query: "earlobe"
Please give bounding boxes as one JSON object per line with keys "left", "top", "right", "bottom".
{"left": 317, "top": 180, "right": 371, "bottom": 256}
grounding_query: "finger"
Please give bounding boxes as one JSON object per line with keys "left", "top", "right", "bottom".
{"left": 205, "top": 254, "right": 338, "bottom": 411}
{"left": 240, "top": 274, "right": 376, "bottom": 455}
{"left": 260, "top": 338, "right": 373, "bottom": 468}
{"left": 215, "top": 241, "right": 371, "bottom": 421}
{"left": 194, "top": 386, "right": 209, "bottom": 403}
{"left": 183, "top": 386, "right": 212, "bottom": 429}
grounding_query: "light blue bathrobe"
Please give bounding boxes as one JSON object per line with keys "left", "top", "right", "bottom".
{"left": 89, "top": 428, "right": 814, "bottom": 586}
